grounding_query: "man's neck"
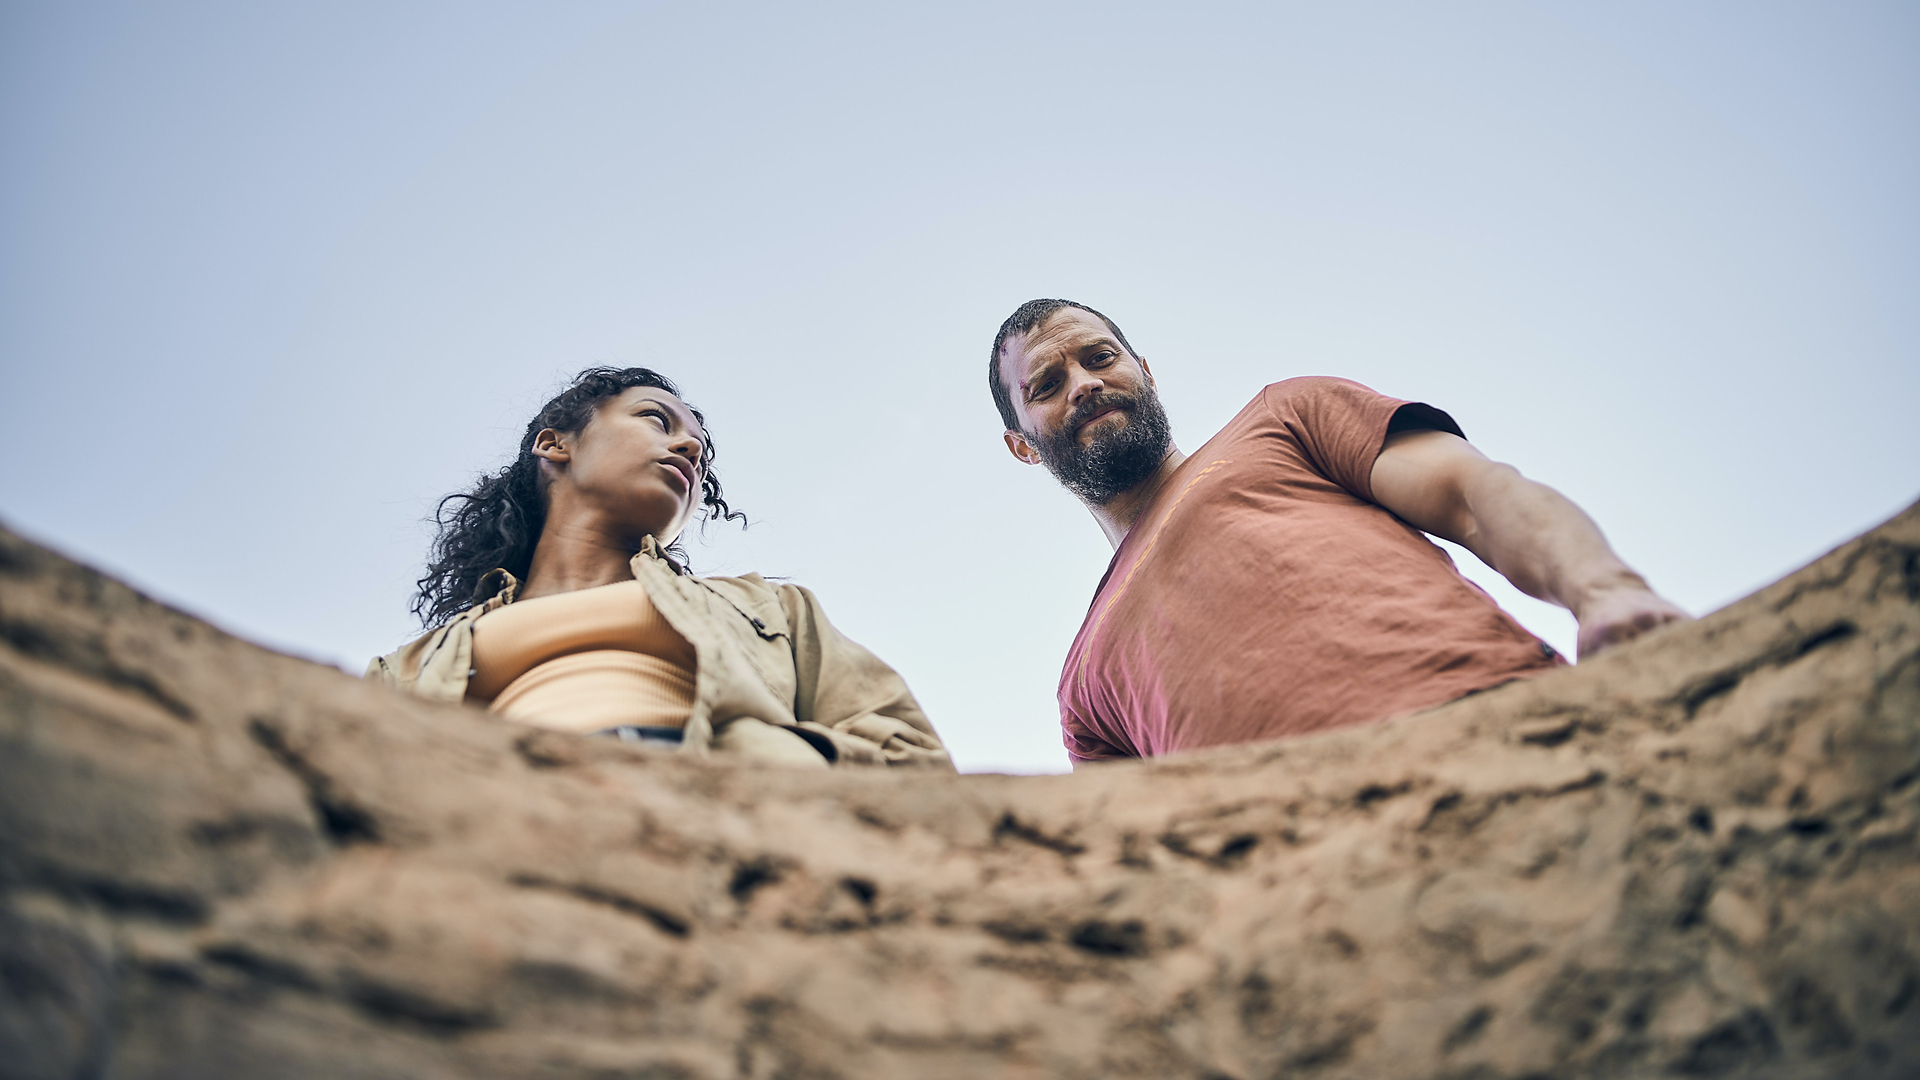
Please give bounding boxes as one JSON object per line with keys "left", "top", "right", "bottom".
{"left": 1089, "top": 447, "right": 1188, "bottom": 549}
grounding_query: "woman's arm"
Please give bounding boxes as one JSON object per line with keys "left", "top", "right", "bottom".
{"left": 362, "top": 618, "right": 476, "bottom": 702}
{"left": 778, "top": 584, "right": 953, "bottom": 769}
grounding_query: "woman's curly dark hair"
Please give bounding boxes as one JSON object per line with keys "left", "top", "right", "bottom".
{"left": 411, "top": 367, "right": 746, "bottom": 627}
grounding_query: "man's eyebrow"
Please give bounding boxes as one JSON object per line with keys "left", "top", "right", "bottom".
{"left": 1018, "top": 354, "right": 1061, "bottom": 390}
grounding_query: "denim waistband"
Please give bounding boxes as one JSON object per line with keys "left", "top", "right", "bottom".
{"left": 597, "top": 725, "right": 685, "bottom": 746}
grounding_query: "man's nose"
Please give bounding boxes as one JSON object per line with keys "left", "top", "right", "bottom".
{"left": 1066, "top": 370, "right": 1106, "bottom": 407}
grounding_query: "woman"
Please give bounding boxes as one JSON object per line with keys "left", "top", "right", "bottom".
{"left": 367, "top": 367, "right": 951, "bottom": 769}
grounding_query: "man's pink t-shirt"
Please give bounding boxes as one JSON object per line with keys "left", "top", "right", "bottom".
{"left": 1059, "top": 377, "right": 1564, "bottom": 764}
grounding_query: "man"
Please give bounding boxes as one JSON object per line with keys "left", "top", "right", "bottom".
{"left": 989, "top": 298, "right": 1689, "bottom": 765}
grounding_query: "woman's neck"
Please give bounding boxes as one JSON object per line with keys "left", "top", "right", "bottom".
{"left": 518, "top": 517, "right": 643, "bottom": 602}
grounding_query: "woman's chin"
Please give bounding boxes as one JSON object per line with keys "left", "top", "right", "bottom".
{"left": 611, "top": 491, "right": 693, "bottom": 546}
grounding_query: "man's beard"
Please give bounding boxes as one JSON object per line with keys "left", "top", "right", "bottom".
{"left": 1028, "top": 389, "right": 1174, "bottom": 506}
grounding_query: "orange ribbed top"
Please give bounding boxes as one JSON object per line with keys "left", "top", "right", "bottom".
{"left": 468, "top": 580, "right": 696, "bottom": 734}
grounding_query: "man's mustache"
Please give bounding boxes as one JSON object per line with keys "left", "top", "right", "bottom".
{"left": 1066, "top": 392, "right": 1137, "bottom": 434}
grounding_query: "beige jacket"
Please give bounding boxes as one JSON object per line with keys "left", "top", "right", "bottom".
{"left": 366, "top": 537, "right": 952, "bottom": 768}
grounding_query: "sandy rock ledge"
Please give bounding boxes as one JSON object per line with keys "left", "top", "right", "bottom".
{"left": 3, "top": 504, "right": 1918, "bottom": 1080}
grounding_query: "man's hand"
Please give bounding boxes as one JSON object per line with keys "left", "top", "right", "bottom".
{"left": 1370, "top": 428, "right": 1691, "bottom": 662}
{"left": 1572, "top": 580, "right": 1690, "bottom": 659}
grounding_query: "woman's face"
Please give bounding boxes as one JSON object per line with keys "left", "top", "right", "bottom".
{"left": 538, "top": 386, "right": 708, "bottom": 546}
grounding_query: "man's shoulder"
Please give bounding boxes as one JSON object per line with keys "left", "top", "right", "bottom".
{"left": 1257, "top": 375, "right": 1387, "bottom": 410}
{"left": 1198, "top": 377, "right": 1392, "bottom": 450}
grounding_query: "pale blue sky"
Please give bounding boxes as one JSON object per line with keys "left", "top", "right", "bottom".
{"left": 3, "top": 2, "right": 1915, "bottom": 772}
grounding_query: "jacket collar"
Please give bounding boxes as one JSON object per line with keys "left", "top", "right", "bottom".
{"left": 471, "top": 567, "right": 521, "bottom": 609}
{"left": 635, "top": 534, "right": 688, "bottom": 575}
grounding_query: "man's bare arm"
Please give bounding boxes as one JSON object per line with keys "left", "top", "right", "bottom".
{"left": 1368, "top": 428, "right": 1689, "bottom": 658}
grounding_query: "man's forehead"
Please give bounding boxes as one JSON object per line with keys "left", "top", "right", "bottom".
{"left": 1032, "top": 307, "right": 1115, "bottom": 347}
{"left": 1009, "top": 309, "right": 1118, "bottom": 371}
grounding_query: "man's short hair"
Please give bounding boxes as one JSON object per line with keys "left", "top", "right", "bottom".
{"left": 988, "top": 299, "right": 1141, "bottom": 432}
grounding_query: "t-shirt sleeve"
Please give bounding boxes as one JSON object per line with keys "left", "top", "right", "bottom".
{"left": 1260, "top": 377, "right": 1457, "bottom": 504}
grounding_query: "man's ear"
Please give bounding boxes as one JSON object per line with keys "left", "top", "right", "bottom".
{"left": 1138, "top": 355, "right": 1154, "bottom": 386}
{"left": 1004, "top": 429, "right": 1043, "bottom": 466}
{"left": 530, "top": 427, "right": 570, "bottom": 464}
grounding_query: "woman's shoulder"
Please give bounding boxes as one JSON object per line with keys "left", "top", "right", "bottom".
{"left": 692, "top": 570, "right": 796, "bottom": 607}
{"left": 694, "top": 568, "right": 771, "bottom": 590}
{"left": 692, "top": 571, "right": 831, "bottom": 631}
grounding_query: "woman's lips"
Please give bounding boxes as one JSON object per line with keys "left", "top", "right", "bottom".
{"left": 659, "top": 458, "right": 696, "bottom": 490}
